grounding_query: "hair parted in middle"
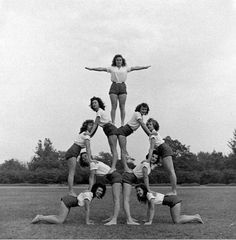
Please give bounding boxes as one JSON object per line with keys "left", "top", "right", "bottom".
{"left": 90, "top": 96, "right": 105, "bottom": 111}
{"left": 135, "top": 103, "right": 150, "bottom": 114}
{"left": 91, "top": 183, "right": 106, "bottom": 199}
{"left": 135, "top": 184, "right": 148, "bottom": 204}
{"left": 111, "top": 54, "right": 126, "bottom": 67}
{"left": 79, "top": 119, "right": 94, "bottom": 134}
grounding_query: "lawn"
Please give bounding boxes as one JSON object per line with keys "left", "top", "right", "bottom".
{"left": 0, "top": 185, "right": 235, "bottom": 239}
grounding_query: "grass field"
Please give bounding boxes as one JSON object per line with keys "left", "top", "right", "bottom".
{"left": 0, "top": 185, "right": 235, "bottom": 239}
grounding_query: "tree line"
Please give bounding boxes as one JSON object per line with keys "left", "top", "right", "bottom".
{"left": 1, "top": 130, "right": 236, "bottom": 185}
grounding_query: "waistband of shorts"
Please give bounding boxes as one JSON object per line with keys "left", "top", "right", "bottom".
{"left": 111, "top": 81, "right": 125, "bottom": 84}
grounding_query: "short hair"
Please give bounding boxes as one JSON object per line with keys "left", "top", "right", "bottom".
{"left": 79, "top": 119, "right": 94, "bottom": 134}
{"left": 145, "top": 150, "right": 159, "bottom": 164}
{"left": 135, "top": 184, "right": 148, "bottom": 204}
{"left": 90, "top": 97, "right": 105, "bottom": 111}
{"left": 111, "top": 54, "right": 126, "bottom": 67}
{"left": 79, "top": 152, "right": 89, "bottom": 167}
{"left": 135, "top": 103, "right": 150, "bottom": 114}
{"left": 91, "top": 183, "right": 106, "bottom": 199}
{"left": 146, "top": 118, "right": 160, "bottom": 131}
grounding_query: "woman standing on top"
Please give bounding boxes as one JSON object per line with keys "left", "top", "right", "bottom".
{"left": 85, "top": 54, "right": 151, "bottom": 126}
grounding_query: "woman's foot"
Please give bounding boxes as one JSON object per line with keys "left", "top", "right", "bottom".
{"left": 104, "top": 219, "right": 117, "bottom": 225}
{"left": 102, "top": 216, "right": 112, "bottom": 222}
{"left": 127, "top": 220, "right": 140, "bottom": 225}
{"left": 31, "top": 215, "right": 41, "bottom": 224}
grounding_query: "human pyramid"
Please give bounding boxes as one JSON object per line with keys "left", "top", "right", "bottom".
{"left": 31, "top": 54, "right": 203, "bottom": 226}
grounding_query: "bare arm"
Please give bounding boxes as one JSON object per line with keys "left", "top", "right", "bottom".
{"left": 84, "top": 140, "right": 93, "bottom": 163}
{"left": 84, "top": 199, "right": 94, "bottom": 225}
{"left": 130, "top": 66, "right": 151, "bottom": 72}
{"left": 147, "top": 138, "right": 155, "bottom": 163}
{"left": 88, "top": 170, "right": 96, "bottom": 191}
{"left": 144, "top": 199, "right": 155, "bottom": 225}
{"left": 85, "top": 67, "right": 108, "bottom": 72}
{"left": 142, "top": 166, "right": 151, "bottom": 192}
{"left": 138, "top": 119, "right": 153, "bottom": 136}
{"left": 89, "top": 116, "right": 100, "bottom": 137}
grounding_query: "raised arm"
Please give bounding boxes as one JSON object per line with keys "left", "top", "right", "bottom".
{"left": 130, "top": 65, "right": 151, "bottom": 72}
{"left": 85, "top": 67, "right": 108, "bottom": 72}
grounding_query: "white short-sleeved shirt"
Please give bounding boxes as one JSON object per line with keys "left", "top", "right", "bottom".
{"left": 77, "top": 191, "right": 93, "bottom": 206}
{"left": 107, "top": 66, "right": 131, "bottom": 83}
{"left": 149, "top": 130, "right": 164, "bottom": 147}
{"left": 74, "top": 132, "right": 91, "bottom": 148}
{"left": 133, "top": 161, "right": 151, "bottom": 178}
{"left": 90, "top": 161, "right": 110, "bottom": 175}
{"left": 127, "top": 112, "right": 143, "bottom": 131}
{"left": 147, "top": 192, "right": 165, "bottom": 205}
{"left": 96, "top": 109, "right": 111, "bottom": 127}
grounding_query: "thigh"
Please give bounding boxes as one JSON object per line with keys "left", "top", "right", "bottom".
{"left": 162, "top": 156, "right": 175, "bottom": 172}
{"left": 118, "top": 94, "right": 127, "bottom": 107}
{"left": 110, "top": 93, "right": 118, "bottom": 106}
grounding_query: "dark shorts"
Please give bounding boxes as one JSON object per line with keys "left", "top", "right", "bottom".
{"left": 61, "top": 195, "right": 78, "bottom": 209}
{"left": 65, "top": 143, "right": 82, "bottom": 160}
{"left": 155, "top": 143, "right": 173, "bottom": 158}
{"left": 117, "top": 124, "right": 133, "bottom": 137}
{"left": 106, "top": 171, "right": 122, "bottom": 185}
{"left": 96, "top": 171, "right": 122, "bottom": 185}
{"left": 109, "top": 82, "right": 127, "bottom": 95}
{"left": 162, "top": 195, "right": 182, "bottom": 208}
{"left": 103, "top": 123, "right": 118, "bottom": 137}
{"left": 122, "top": 172, "right": 138, "bottom": 185}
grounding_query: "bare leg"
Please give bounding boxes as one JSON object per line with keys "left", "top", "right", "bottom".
{"left": 104, "top": 183, "right": 121, "bottom": 225}
{"left": 118, "top": 135, "right": 132, "bottom": 172}
{"left": 108, "top": 135, "right": 118, "bottom": 173}
{"left": 162, "top": 156, "right": 177, "bottom": 195}
{"left": 170, "top": 203, "right": 204, "bottom": 224}
{"left": 123, "top": 183, "right": 139, "bottom": 225}
{"left": 67, "top": 157, "right": 77, "bottom": 196}
{"left": 31, "top": 201, "right": 69, "bottom": 224}
{"left": 110, "top": 94, "right": 118, "bottom": 125}
{"left": 118, "top": 94, "right": 127, "bottom": 126}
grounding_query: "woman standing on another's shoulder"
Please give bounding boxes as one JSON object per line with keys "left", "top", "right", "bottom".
{"left": 85, "top": 54, "right": 151, "bottom": 126}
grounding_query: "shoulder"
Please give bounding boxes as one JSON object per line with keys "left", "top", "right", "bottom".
{"left": 82, "top": 191, "right": 93, "bottom": 201}
{"left": 147, "top": 192, "right": 155, "bottom": 200}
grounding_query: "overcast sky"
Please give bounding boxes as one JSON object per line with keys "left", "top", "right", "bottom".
{"left": 1, "top": 0, "right": 236, "bottom": 164}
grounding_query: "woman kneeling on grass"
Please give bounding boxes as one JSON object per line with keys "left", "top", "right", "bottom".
{"left": 135, "top": 184, "right": 204, "bottom": 225}
{"left": 31, "top": 183, "right": 106, "bottom": 225}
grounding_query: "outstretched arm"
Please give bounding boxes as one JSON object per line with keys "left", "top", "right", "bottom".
{"left": 130, "top": 66, "right": 151, "bottom": 72}
{"left": 85, "top": 67, "right": 108, "bottom": 72}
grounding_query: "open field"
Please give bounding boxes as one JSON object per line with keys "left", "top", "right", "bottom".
{"left": 0, "top": 185, "right": 236, "bottom": 239}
